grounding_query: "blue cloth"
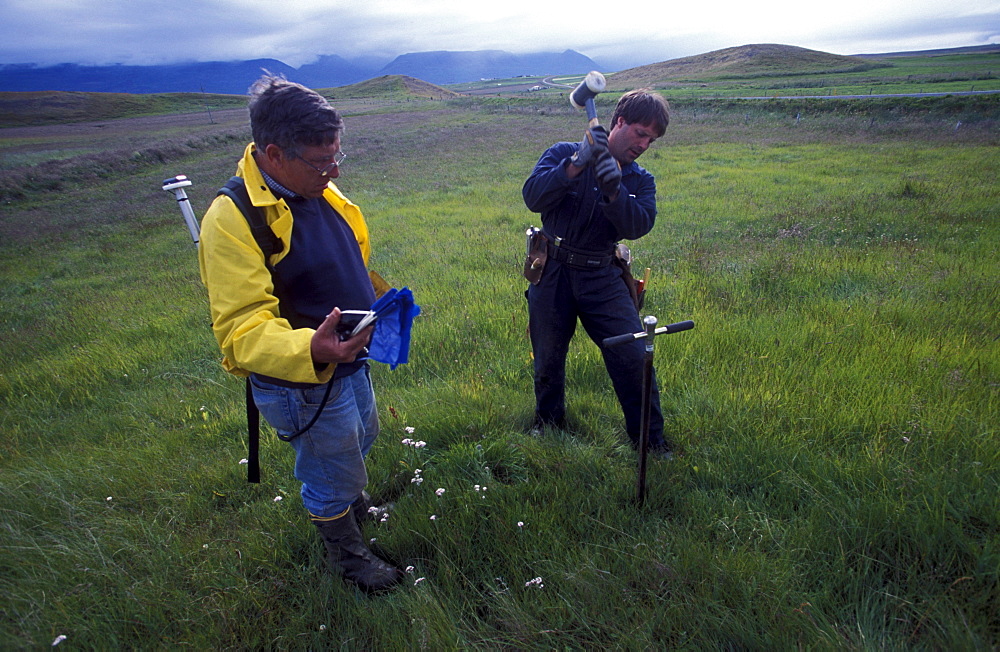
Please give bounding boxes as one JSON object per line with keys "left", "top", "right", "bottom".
{"left": 368, "top": 287, "right": 420, "bottom": 369}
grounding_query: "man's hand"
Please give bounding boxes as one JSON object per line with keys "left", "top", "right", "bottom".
{"left": 311, "top": 308, "right": 374, "bottom": 365}
{"left": 595, "top": 152, "right": 621, "bottom": 200}
{"left": 570, "top": 126, "right": 609, "bottom": 169}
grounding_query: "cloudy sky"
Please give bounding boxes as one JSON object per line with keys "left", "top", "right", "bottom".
{"left": 1, "top": 0, "right": 997, "bottom": 70}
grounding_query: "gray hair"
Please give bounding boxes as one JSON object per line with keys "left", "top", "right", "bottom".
{"left": 247, "top": 73, "right": 343, "bottom": 154}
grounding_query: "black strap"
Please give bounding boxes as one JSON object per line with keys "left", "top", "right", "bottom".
{"left": 216, "top": 176, "right": 279, "bottom": 484}
{"left": 218, "top": 176, "right": 283, "bottom": 262}
{"left": 546, "top": 242, "right": 614, "bottom": 268}
{"left": 246, "top": 378, "right": 261, "bottom": 483}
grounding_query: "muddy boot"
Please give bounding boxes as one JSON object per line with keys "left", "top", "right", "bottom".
{"left": 313, "top": 510, "right": 403, "bottom": 593}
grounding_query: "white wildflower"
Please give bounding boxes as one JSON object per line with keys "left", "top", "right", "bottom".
{"left": 405, "top": 426, "right": 415, "bottom": 434}
{"left": 435, "top": 488, "right": 445, "bottom": 496}
{"left": 52, "top": 635, "right": 67, "bottom": 646}
{"left": 273, "top": 496, "right": 283, "bottom": 502}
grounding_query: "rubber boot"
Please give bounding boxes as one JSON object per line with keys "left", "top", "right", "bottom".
{"left": 313, "top": 510, "right": 403, "bottom": 593}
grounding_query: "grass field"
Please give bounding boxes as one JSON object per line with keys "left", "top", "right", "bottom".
{"left": 1, "top": 85, "right": 998, "bottom": 649}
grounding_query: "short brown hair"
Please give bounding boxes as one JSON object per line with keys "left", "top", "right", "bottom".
{"left": 609, "top": 89, "right": 670, "bottom": 137}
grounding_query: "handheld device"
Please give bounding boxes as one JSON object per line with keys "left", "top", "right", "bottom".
{"left": 336, "top": 309, "right": 378, "bottom": 340}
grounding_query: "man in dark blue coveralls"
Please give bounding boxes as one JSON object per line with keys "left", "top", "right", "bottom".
{"left": 522, "top": 89, "right": 672, "bottom": 455}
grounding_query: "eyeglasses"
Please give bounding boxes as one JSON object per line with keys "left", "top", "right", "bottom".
{"left": 293, "top": 150, "right": 346, "bottom": 176}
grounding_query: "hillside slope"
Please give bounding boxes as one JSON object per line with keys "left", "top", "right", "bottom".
{"left": 322, "top": 75, "right": 458, "bottom": 100}
{"left": 0, "top": 90, "right": 245, "bottom": 127}
{"left": 608, "top": 44, "right": 888, "bottom": 89}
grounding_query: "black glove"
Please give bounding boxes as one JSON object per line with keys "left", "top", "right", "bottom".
{"left": 570, "top": 126, "right": 609, "bottom": 168}
{"left": 594, "top": 152, "right": 621, "bottom": 198}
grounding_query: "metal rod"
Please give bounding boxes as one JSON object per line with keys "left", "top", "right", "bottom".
{"left": 636, "top": 315, "right": 657, "bottom": 505}
{"left": 162, "top": 175, "right": 200, "bottom": 246}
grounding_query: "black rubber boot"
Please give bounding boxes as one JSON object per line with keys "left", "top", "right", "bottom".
{"left": 313, "top": 510, "right": 403, "bottom": 593}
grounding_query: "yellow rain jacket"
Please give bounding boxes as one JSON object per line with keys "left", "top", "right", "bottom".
{"left": 198, "top": 143, "right": 389, "bottom": 384}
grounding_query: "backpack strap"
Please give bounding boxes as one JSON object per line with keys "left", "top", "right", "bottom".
{"left": 216, "top": 175, "right": 280, "bottom": 484}
{"left": 218, "top": 176, "right": 283, "bottom": 263}
{"left": 245, "top": 378, "right": 261, "bottom": 484}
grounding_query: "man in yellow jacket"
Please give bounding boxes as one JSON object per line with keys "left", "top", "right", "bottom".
{"left": 199, "top": 74, "right": 402, "bottom": 593}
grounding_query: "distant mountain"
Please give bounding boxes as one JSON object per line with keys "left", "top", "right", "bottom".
{"left": 291, "top": 54, "right": 388, "bottom": 88}
{"left": 377, "top": 49, "right": 599, "bottom": 84}
{"left": 0, "top": 59, "right": 299, "bottom": 94}
{"left": 0, "top": 49, "right": 598, "bottom": 94}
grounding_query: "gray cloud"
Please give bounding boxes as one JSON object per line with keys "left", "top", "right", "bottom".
{"left": 1, "top": 0, "right": 996, "bottom": 69}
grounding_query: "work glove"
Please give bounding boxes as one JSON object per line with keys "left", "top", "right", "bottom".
{"left": 594, "top": 152, "right": 621, "bottom": 198}
{"left": 570, "top": 126, "right": 609, "bottom": 168}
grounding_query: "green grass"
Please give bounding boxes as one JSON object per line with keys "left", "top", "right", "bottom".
{"left": 0, "top": 91, "right": 246, "bottom": 128}
{"left": 0, "top": 91, "right": 997, "bottom": 649}
{"left": 618, "top": 51, "right": 1000, "bottom": 99}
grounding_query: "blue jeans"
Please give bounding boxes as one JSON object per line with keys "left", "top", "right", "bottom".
{"left": 249, "top": 367, "right": 379, "bottom": 518}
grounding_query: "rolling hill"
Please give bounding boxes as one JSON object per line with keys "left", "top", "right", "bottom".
{"left": 606, "top": 44, "right": 890, "bottom": 89}
{"left": 322, "top": 75, "right": 459, "bottom": 100}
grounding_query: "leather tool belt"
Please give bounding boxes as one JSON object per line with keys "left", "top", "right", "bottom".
{"left": 547, "top": 241, "right": 614, "bottom": 269}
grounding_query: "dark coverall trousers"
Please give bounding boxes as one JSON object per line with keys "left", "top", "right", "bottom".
{"left": 527, "top": 258, "right": 667, "bottom": 449}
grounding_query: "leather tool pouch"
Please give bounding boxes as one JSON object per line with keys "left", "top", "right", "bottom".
{"left": 523, "top": 227, "right": 548, "bottom": 285}
{"left": 614, "top": 243, "right": 642, "bottom": 310}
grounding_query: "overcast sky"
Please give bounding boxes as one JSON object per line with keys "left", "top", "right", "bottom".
{"left": 1, "top": 0, "right": 997, "bottom": 70}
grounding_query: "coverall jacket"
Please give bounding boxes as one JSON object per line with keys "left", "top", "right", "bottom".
{"left": 522, "top": 141, "right": 666, "bottom": 448}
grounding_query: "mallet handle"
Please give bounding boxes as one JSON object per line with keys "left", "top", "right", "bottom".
{"left": 586, "top": 98, "right": 599, "bottom": 127}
